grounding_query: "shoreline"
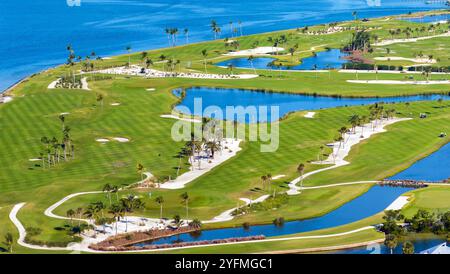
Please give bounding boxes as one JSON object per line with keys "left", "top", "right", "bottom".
{"left": 2, "top": 9, "right": 448, "bottom": 95}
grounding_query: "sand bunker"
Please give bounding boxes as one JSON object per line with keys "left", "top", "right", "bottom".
{"left": 96, "top": 138, "right": 110, "bottom": 143}
{"left": 110, "top": 103, "right": 121, "bottom": 106}
{"left": 112, "top": 137, "right": 130, "bottom": 143}
{"left": 304, "top": 112, "right": 316, "bottom": 118}
{"left": 224, "top": 46, "right": 285, "bottom": 56}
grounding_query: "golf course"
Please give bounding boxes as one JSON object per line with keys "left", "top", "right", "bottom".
{"left": 0, "top": 9, "right": 449, "bottom": 254}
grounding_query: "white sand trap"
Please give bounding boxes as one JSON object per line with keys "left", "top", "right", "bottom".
{"left": 374, "top": 56, "right": 436, "bottom": 63}
{"left": 113, "top": 137, "right": 129, "bottom": 143}
{"left": 96, "top": 138, "right": 110, "bottom": 143}
{"left": 60, "top": 112, "right": 70, "bottom": 115}
{"left": 160, "top": 139, "right": 242, "bottom": 189}
{"left": 0, "top": 96, "right": 13, "bottom": 104}
{"left": 272, "top": 175, "right": 286, "bottom": 180}
{"left": 48, "top": 77, "right": 90, "bottom": 90}
{"left": 304, "top": 112, "right": 316, "bottom": 118}
{"left": 347, "top": 80, "right": 450, "bottom": 85}
{"left": 29, "top": 159, "right": 41, "bottom": 162}
{"left": 48, "top": 79, "right": 59, "bottom": 89}
{"left": 146, "top": 88, "right": 156, "bottom": 91}
{"left": 160, "top": 114, "right": 201, "bottom": 123}
{"left": 224, "top": 46, "right": 285, "bottom": 56}
{"left": 373, "top": 31, "right": 450, "bottom": 46}
{"left": 386, "top": 196, "right": 410, "bottom": 210}
{"left": 81, "top": 77, "right": 90, "bottom": 90}
{"left": 110, "top": 103, "right": 121, "bottom": 106}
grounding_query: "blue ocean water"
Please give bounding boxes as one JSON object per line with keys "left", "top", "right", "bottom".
{"left": 0, "top": 0, "right": 445, "bottom": 92}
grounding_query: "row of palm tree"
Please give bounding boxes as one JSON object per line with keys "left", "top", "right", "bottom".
{"left": 331, "top": 104, "right": 396, "bottom": 161}
{"left": 39, "top": 116, "right": 74, "bottom": 168}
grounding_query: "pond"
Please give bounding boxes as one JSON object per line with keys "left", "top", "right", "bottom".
{"left": 398, "top": 14, "right": 449, "bottom": 23}
{"left": 133, "top": 186, "right": 413, "bottom": 247}
{"left": 215, "top": 49, "right": 351, "bottom": 71}
{"left": 174, "top": 87, "right": 450, "bottom": 123}
{"left": 389, "top": 142, "right": 450, "bottom": 182}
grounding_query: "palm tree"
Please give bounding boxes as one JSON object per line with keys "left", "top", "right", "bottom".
{"left": 145, "top": 58, "right": 154, "bottom": 69}
{"left": 261, "top": 175, "right": 267, "bottom": 189}
{"left": 201, "top": 49, "right": 208, "bottom": 73}
{"left": 266, "top": 173, "right": 273, "bottom": 193}
{"left": 136, "top": 163, "right": 145, "bottom": 180}
{"left": 348, "top": 114, "right": 360, "bottom": 133}
{"left": 210, "top": 20, "right": 219, "bottom": 39}
{"left": 227, "top": 63, "right": 234, "bottom": 75}
{"left": 126, "top": 46, "right": 132, "bottom": 67}
{"left": 59, "top": 114, "right": 66, "bottom": 131}
{"left": 103, "top": 183, "right": 113, "bottom": 206}
{"left": 297, "top": 163, "right": 305, "bottom": 190}
{"left": 189, "top": 218, "right": 202, "bottom": 229}
{"left": 66, "top": 209, "right": 75, "bottom": 225}
{"left": 402, "top": 241, "right": 415, "bottom": 254}
{"left": 384, "top": 234, "right": 398, "bottom": 254}
{"left": 108, "top": 204, "right": 123, "bottom": 235}
{"left": 238, "top": 20, "right": 243, "bottom": 36}
{"left": 3, "top": 233, "right": 13, "bottom": 253}
{"left": 184, "top": 28, "right": 189, "bottom": 44}
{"left": 289, "top": 48, "right": 295, "bottom": 62}
{"left": 75, "top": 207, "right": 83, "bottom": 226}
{"left": 318, "top": 145, "right": 324, "bottom": 162}
{"left": 155, "top": 196, "right": 164, "bottom": 219}
{"left": 96, "top": 93, "right": 104, "bottom": 109}
{"left": 180, "top": 192, "right": 189, "bottom": 219}
{"left": 248, "top": 55, "right": 257, "bottom": 74}
{"left": 352, "top": 11, "right": 358, "bottom": 21}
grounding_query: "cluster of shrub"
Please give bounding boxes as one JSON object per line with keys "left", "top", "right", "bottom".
{"left": 407, "top": 66, "right": 450, "bottom": 73}
{"left": 342, "top": 63, "right": 404, "bottom": 71}
{"left": 381, "top": 209, "right": 450, "bottom": 236}
{"left": 92, "top": 235, "right": 266, "bottom": 251}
